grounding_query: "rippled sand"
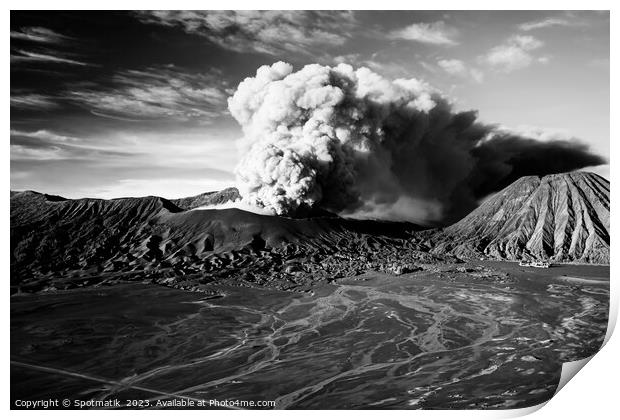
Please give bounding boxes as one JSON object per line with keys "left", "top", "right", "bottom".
{"left": 11, "top": 262, "right": 609, "bottom": 409}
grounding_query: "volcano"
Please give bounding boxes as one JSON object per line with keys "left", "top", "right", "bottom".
{"left": 10, "top": 171, "right": 609, "bottom": 294}
{"left": 10, "top": 189, "right": 424, "bottom": 293}
{"left": 430, "top": 172, "right": 609, "bottom": 264}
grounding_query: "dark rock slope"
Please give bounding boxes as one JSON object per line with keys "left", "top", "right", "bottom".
{"left": 10, "top": 190, "right": 429, "bottom": 292}
{"left": 430, "top": 172, "right": 609, "bottom": 264}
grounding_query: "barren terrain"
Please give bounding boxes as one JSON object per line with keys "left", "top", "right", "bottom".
{"left": 11, "top": 262, "right": 608, "bottom": 409}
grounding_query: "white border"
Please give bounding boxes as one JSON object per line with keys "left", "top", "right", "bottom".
{"left": 4, "top": 2, "right": 617, "bottom": 419}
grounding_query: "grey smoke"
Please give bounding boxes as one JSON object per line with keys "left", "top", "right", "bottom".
{"left": 227, "top": 62, "right": 605, "bottom": 225}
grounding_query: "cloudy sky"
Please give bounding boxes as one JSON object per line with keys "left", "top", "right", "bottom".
{"left": 10, "top": 10, "right": 609, "bottom": 199}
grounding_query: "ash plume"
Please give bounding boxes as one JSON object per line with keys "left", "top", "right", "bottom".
{"left": 228, "top": 62, "right": 605, "bottom": 225}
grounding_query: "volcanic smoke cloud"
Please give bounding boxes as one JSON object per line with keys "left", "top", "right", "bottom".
{"left": 228, "top": 62, "right": 604, "bottom": 224}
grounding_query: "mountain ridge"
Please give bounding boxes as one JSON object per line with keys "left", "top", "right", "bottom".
{"left": 10, "top": 189, "right": 425, "bottom": 292}
{"left": 429, "top": 172, "right": 609, "bottom": 264}
{"left": 9, "top": 171, "right": 610, "bottom": 294}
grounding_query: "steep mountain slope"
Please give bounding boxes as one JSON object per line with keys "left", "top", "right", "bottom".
{"left": 11, "top": 191, "right": 182, "bottom": 280}
{"left": 430, "top": 172, "right": 609, "bottom": 263}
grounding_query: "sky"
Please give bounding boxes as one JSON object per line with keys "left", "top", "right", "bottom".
{"left": 10, "top": 10, "right": 610, "bottom": 199}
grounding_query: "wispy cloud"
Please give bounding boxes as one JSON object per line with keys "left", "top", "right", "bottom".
{"left": 10, "top": 27, "right": 73, "bottom": 44}
{"left": 437, "top": 59, "right": 484, "bottom": 83}
{"left": 68, "top": 65, "right": 229, "bottom": 121}
{"left": 518, "top": 17, "right": 571, "bottom": 31}
{"left": 10, "top": 129, "right": 80, "bottom": 143}
{"left": 388, "top": 21, "right": 458, "bottom": 46}
{"left": 437, "top": 58, "right": 467, "bottom": 75}
{"left": 332, "top": 53, "right": 412, "bottom": 78}
{"left": 481, "top": 35, "right": 545, "bottom": 72}
{"left": 11, "top": 49, "right": 91, "bottom": 66}
{"left": 10, "top": 129, "right": 134, "bottom": 161}
{"left": 135, "top": 10, "right": 356, "bottom": 56}
{"left": 11, "top": 26, "right": 90, "bottom": 70}
{"left": 10, "top": 94, "right": 58, "bottom": 110}
{"left": 11, "top": 144, "right": 66, "bottom": 161}
{"left": 11, "top": 126, "right": 239, "bottom": 198}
